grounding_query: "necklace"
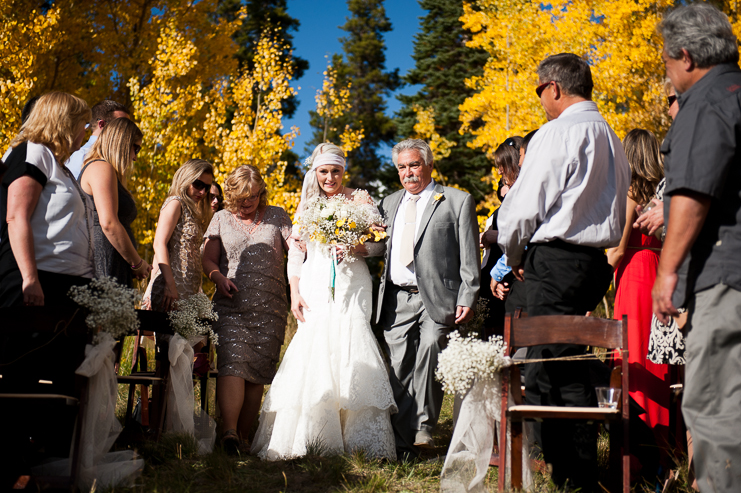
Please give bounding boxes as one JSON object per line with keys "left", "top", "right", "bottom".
{"left": 236, "top": 207, "right": 263, "bottom": 235}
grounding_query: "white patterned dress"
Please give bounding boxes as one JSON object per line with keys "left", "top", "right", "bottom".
{"left": 251, "top": 199, "right": 397, "bottom": 460}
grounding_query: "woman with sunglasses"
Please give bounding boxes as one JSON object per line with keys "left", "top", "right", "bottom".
{"left": 210, "top": 182, "right": 224, "bottom": 213}
{"left": 143, "top": 159, "right": 214, "bottom": 311}
{"left": 78, "top": 118, "right": 151, "bottom": 287}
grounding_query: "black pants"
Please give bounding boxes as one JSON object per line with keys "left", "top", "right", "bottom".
{"left": 0, "top": 268, "right": 91, "bottom": 308}
{"left": 523, "top": 240, "right": 613, "bottom": 491}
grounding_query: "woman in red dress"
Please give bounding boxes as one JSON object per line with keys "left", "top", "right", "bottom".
{"left": 607, "top": 128, "right": 668, "bottom": 477}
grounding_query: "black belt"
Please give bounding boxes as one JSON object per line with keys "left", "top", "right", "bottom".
{"left": 393, "top": 284, "right": 419, "bottom": 294}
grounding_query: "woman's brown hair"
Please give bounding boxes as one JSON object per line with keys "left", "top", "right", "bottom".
{"left": 622, "top": 129, "right": 664, "bottom": 206}
{"left": 10, "top": 92, "right": 91, "bottom": 166}
{"left": 494, "top": 142, "right": 521, "bottom": 188}
{"left": 223, "top": 165, "right": 268, "bottom": 213}
{"left": 83, "top": 118, "right": 143, "bottom": 189}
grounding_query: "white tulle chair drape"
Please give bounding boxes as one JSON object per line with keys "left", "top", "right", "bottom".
{"left": 31, "top": 332, "right": 143, "bottom": 489}
{"left": 441, "top": 375, "right": 533, "bottom": 492}
{"left": 165, "top": 333, "right": 216, "bottom": 455}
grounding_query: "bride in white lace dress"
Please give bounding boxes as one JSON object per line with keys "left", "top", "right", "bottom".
{"left": 251, "top": 143, "right": 397, "bottom": 460}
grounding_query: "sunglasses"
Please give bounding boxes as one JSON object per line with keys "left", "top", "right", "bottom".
{"left": 667, "top": 94, "right": 677, "bottom": 107}
{"left": 536, "top": 80, "right": 558, "bottom": 98}
{"left": 192, "top": 179, "right": 211, "bottom": 191}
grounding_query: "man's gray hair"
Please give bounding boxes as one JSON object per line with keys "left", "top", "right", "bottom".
{"left": 392, "top": 139, "right": 433, "bottom": 167}
{"left": 537, "top": 53, "right": 593, "bottom": 99}
{"left": 661, "top": 4, "right": 738, "bottom": 68}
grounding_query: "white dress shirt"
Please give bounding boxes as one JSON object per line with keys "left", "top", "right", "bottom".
{"left": 389, "top": 180, "right": 436, "bottom": 286}
{"left": 66, "top": 134, "right": 97, "bottom": 180}
{"left": 497, "top": 101, "right": 630, "bottom": 266}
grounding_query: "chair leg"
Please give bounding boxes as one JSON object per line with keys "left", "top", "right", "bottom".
{"left": 125, "top": 382, "right": 136, "bottom": 425}
{"left": 498, "top": 417, "right": 508, "bottom": 491}
{"left": 200, "top": 376, "right": 208, "bottom": 412}
{"left": 140, "top": 384, "right": 150, "bottom": 426}
{"left": 609, "top": 422, "right": 621, "bottom": 492}
{"left": 511, "top": 420, "right": 523, "bottom": 490}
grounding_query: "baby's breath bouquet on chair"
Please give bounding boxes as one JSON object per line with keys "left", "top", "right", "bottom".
{"left": 64, "top": 277, "right": 144, "bottom": 489}
{"left": 166, "top": 292, "right": 219, "bottom": 453}
{"left": 168, "top": 292, "right": 219, "bottom": 346}
{"left": 437, "top": 332, "right": 531, "bottom": 492}
{"left": 299, "top": 190, "right": 387, "bottom": 299}
{"left": 68, "top": 276, "right": 141, "bottom": 341}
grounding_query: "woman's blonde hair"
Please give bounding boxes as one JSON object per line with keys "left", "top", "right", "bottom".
{"left": 83, "top": 118, "right": 142, "bottom": 189}
{"left": 10, "top": 92, "right": 91, "bottom": 166}
{"left": 223, "top": 165, "right": 268, "bottom": 213}
{"left": 305, "top": 142, "right": 345, "bottom": 203}
{"left": 623, "top": 129, "right": 664, "bottom": 206}
{"left": 168, "top": 159, "right": 214, "bottom": 231}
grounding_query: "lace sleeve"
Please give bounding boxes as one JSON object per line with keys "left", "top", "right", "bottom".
{"left": 286, "top": 239, "right": 305, "bottom": 280}
{"left": 204, "top": 210, "right": 222, "bottom": 240}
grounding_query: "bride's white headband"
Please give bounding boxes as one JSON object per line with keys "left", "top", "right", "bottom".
{"left": 310, "top": 153, "right": 346, "bottom": 171}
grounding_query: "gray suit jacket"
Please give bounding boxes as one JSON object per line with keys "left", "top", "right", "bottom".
{"left": 376, "top": 183, "right": 480, "bottom": 326}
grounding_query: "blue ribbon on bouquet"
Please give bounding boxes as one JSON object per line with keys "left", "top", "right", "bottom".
{"left": 330, "top": 246, "right": 338, "bottom": 301}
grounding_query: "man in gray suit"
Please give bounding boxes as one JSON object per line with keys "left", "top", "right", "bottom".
{"left": 376, "top": 138, "right": 480, "bottom": 458}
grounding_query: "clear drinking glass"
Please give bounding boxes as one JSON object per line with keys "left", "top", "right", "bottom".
{"left": 596, "top": 387, "right": 621, "bottom": 409}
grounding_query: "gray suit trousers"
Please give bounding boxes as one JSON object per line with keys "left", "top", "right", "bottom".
{"left": 683, "top": 283, "right": 741, "bottom": 493}
{"left": 381, "top": 285, "right": 450, "bottom": 453}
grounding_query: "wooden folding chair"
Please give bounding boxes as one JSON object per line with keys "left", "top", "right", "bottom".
{"left": 498, "top": 313, "right": 630, "bottom": 493}
{"left": 116, "top": 310, "right": 173, "bottom": 442}
{"left": 0, "top": 307, "right": 91, "bottom": 491}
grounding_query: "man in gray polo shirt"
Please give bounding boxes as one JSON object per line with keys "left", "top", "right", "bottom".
{"left": 654, "top": 5, "right": 741, "bottom": 491}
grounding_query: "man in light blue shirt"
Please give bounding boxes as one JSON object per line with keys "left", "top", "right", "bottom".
{"left": 66, "top": 100, "right": 129, "bottom": 179}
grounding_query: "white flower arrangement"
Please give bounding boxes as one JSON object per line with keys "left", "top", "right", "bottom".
{"left": 68, "top": 276, "right": 141, "bottom": 342}
{"left": 436, "top": 331, "right": 511, "bottom": 395}
{"left": 168, "top": 293, "right": 219, "bottom": 345}
{"left": 298, "top": 190, "right": 387, "bottom": 262}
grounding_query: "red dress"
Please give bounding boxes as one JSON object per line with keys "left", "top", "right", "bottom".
{"left": 613, "top": 228, "right": 670, "bottom": 454}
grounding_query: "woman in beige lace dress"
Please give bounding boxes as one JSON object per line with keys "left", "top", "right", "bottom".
{"left": 201, "top": 165, "right": 295, "bottom": 453}
{"left": 143, "top": 159, "right": 214, "bottom": 311}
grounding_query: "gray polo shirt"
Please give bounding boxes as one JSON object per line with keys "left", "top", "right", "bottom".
{"left": 661, "top": 63, "right": 741, "bottom": 307}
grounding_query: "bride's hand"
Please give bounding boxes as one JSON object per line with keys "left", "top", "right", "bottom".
{"left": 291, "top": 293, "right": 310, "bottom": 323}
{"left": 334, "top": 245, "right": 348, "bottom": 264}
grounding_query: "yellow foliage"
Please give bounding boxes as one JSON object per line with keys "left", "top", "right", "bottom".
{"left": 314, "top": 58, "right": 364, "bottom": 154}
{"left": 459, "top": 0, "right": 674, "bottom": 162}
{"left": 129, "top": 23, "right": 299, "bottom": 259}
{"left": 460, "top": 0, "right": 677, "bottom": 231}
{"left": 0, "top": 0, "right": 59, "bottom": 146}
{"left": 411, "top": 105, "right": 456, "bottom": 162}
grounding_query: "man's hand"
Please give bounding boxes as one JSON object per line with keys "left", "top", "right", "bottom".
{"left": 455, "top": 305, "right": 474, "bottom": 324}
{"left": 512, "top": 264, "right": 525, "bottom": 282}
{"left": 634, "top": 202, "right": 665, "bottom": 236}
{"left": 653, "top": 269, "right": 680, "bottom": 324}
{"left": 495, "top": 282, "right": 510, "bottom": 300}
{"left": 480, "top": 230, "right": 498, "bottom": 249}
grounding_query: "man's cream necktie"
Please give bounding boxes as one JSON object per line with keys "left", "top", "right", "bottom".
{"left": 400, "top": 195, "right": 421, "bottom": 267}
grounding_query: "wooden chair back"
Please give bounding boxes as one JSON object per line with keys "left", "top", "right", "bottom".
{"left": 499, "top": 312, "right": 630, "bottom": 493}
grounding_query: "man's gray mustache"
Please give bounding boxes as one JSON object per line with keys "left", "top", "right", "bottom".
{"left": 404, "top": 176, "right": 420, "bottom": 184}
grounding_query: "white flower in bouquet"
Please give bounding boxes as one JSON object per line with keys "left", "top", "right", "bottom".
{"left": 298, "top": 190, "right": 387, "bottom": 263}
{"left": 168, "top": 293, "right": 219, "bottom": 345}
{"left": 436, "top": 331, "right": 511, "bottom": 395}
{"left": 68, "top": 277, "right": 141, "bottom": 342}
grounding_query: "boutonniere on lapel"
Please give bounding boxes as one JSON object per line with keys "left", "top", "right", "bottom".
{"left": 434, "top": 192, "right": 444, "bottom": 202}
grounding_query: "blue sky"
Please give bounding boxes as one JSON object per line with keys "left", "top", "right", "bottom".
{"left": 284, "top": 0, "right": 425, "bottom": 158}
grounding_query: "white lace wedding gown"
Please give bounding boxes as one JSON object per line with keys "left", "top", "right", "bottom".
{"left": 251, "top": 238, "right": 398, "bottom": 460}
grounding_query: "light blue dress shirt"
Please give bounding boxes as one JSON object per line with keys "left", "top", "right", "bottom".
{"left": 66, "top": 134, "right": 97, "bottom": 180}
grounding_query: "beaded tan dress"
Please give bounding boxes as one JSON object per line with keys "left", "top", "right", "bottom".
{"left": 143, "top": 196, "right": 204, "bottom": 311}
{"left": 204, "top": 206, "right": 293, "bottom": 384}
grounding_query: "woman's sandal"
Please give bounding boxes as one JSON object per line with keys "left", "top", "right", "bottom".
{"left": 222, "top": 429, "right": 240, "bottom": 456}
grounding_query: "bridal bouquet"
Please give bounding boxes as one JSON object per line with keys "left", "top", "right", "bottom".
{"left": 436, "top": 331, "right": 510, "bottom": 395}
{"left": 299, "top": 191, "right": 386, "bottom": 300}
{"left": 299, "top": 191, "right": 387, "bottom": 259}
{"left": 68, "top": 276, "right": 141, "bottom": 342}
{"left": 168, "top": 293, "right": 219, "bottom": 345}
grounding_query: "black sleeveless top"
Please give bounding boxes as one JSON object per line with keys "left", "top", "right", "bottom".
{"left": 78, "top": 161, "right": 138, "bottom": 287}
